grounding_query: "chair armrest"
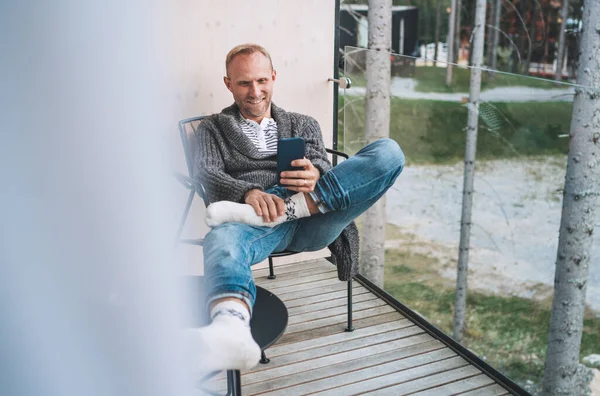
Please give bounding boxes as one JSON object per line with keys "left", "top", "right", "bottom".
{"left": 172, "top": 171, "right": 210, "bottom": 207}
{"left": 172, "top": 171, "right": 194, "bottom": 189}
{"left": 326, "top": 148, "right": 349, "bottom": 160}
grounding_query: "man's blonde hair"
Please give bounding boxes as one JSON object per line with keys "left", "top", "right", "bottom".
{"left": 225, "top": 43, "right": 273, "bottom": 76}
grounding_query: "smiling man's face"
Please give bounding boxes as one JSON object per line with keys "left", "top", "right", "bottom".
{"left": 224, "top": 52, "right": 276, "bottom": 123}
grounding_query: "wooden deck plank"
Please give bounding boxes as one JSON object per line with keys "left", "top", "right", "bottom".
{"left": 287, "top": 290, "right": 373, "bottom": 315}
{"left": 255, "top": 267, "right": 336, "bottom": 286}
{"left": 410, "top": 373, "right": 495, "bottom": 395}
{"left": 288, "top": 294, "right": 385, "bottom": 324}
{"left": 285, "top": 304, "right": 397, "bottom": 334}
{"left": 236, "top": 333, "right": 434, "bottom": 387}
{"left": 458, "top": 383, "right": 511, "bottom": 395}
{"left": 213, "top": 335, "right": 441, "bottom": 393}
{"left": 267, "top": 319, "right": 414, "bottom": 357}
{"left": 274, "top": 281, "right": 348, "bottom": 301}
{"left": 309, "top": 356, "right": 470, "bottom": 395}
{"left": 288, "top": 298, "right": 387, "bottom": 325}
{"left": 250, "top": 326, "right": 426, "bottom": 374}
{"left": 255, "top": 270, "right": 338, "bottom": 290}
{"left": 267, "top": 277, "right": 342, "bottom": 295}
{"left": 361, "top": 365, "right": 482, "bottom": 396}
{"left": 258, "top": 347, "right": 456, "bottom": 395}
{"left": 276, "top": 311, "right": 405, "bottom": 345}
{"left": 253, "top": 259, "right": 330, "bottom": 278}
{"left": 284, "top": 285, "right": 370, "bottom": 309}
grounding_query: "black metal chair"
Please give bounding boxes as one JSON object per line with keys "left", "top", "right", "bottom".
{"left": 174, "top": 115, "right": 355, "bottom": 394}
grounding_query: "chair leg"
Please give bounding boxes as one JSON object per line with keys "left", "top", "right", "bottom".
{"left": 267, "top": 257, "right": 276, "bottom": 279}
{"left": 260, "top": 350, "right": 270, "bottom": 364}
{"left": 345, "top": 278, "right": 355, "bottom": 332}
{"left": 226, "top": 370, "right": 242, "bottom": 396}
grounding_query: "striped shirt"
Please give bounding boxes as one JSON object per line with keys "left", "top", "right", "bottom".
{"left": 239, "top": 114, "right": 278, "bottom": 157}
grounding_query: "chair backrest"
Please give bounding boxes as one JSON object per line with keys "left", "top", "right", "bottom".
{"left": 178, "top": 116, "right": 207, "bottom": 178}
{"left": 178, "top": 116, "right": 211, "bottom": 206}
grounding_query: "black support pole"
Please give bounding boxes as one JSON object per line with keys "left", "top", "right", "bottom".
{"left": 260, "top": 350, "right": 270, "bottom": 364}
{"left": 226, "top": 370, "right": 242, "bottom": 396}
{"left": 267, "top": 257, "right": 276, "bottom": 279}
{"left": 345, "top": 278, "right": 354, "bottom": 332}
{"left": 333, "top": 0, "right": 341, "bottom": 166}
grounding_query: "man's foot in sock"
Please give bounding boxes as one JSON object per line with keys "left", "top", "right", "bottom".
{"left": 187, "top": 302, "right": 261, "bottom": 374}
{"left": 205, "top": 193, "right": 310, "bottom": 227}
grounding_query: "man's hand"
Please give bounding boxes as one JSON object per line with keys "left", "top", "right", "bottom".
{"left": 280, "top": 158, "right": 320, "bottom": 193}
{"left": 244, "top": 189, "right": 286, "bottom": 223}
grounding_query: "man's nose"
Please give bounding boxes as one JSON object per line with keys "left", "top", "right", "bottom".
{"left": 249, "top": 82, "right": 261, "bottom": 97}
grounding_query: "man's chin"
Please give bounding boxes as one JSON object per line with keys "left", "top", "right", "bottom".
{"left": 240, "top": 104, "right": 270, "bottom": 119}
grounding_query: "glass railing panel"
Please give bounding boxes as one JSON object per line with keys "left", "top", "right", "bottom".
{"left": 341, "top": 45, "right": 599, "bottom": 393}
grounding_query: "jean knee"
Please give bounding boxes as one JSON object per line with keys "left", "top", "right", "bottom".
{"left": 203, "top": 225, "right": 248, "bottom": 266}
{"left": 372, "top": 138, "right": 405, "bottom": 175}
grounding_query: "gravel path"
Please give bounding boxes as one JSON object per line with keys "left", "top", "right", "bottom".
{"left": 386, "top": 158, "right": 600, "bottom": 312}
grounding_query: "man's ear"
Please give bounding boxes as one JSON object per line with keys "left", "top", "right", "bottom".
{"left": 271, "top": 69, "right": 277, "bottom": 82}
{"left": 224, "top": 76, "right": 233, "bottom": 93}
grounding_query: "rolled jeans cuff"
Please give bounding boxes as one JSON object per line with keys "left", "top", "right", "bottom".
{"left": 206, "top": 291, "right": 254, "bottom": 317}
{"left": 312, "top": 170, "right": 351, "bottom": 212}
{"left": 309, "top": 191, "right": 332, "bottom": 214}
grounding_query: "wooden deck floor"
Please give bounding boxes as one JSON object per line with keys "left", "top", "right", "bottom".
{"left": 210, "top": 258, "right": 512, "bottom": 395}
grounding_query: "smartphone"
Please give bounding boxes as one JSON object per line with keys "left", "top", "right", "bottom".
{"left": 277, "top": 137, "right": 305, "bottom": 185}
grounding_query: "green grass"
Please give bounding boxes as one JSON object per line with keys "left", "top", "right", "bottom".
{"left": 412, "top": 66, "right": 566, "bottom": 93}
{"left": 343, "top": 73, "right": 366, "bottom": 88}
{"left": 382, "top": 225, "right": 600, "bottom": 391}
{"left": 339, "top": 96, "right": 572, "bottom": 164}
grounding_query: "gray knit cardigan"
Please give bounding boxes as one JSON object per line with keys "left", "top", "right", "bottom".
{"left": 193, "top": 103, "right": 359, "bottom": 281}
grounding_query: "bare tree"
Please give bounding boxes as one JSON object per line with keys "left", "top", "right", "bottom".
{"left": 486, "top": 0, "right": 496, "bottom": 67}
{"left": 490, "top": 0, "right": 501, "bottom": 72}
{"left": 446, "top": 0, "right": 458, "bottom": 85}
{"left": 453, "top": 0, "right": 487, "bottom": 343}
{"left": 555, "top": 0, "right": 569, "bottom": 81}
{"left": 434, "top": 0, "right": 442, "bottom": 65}
{"left": 454, "top": 0, "right": 462, "bottom": 64}
{"left": 360, "top": 0, "right": 391, "bottom": 287}
{"left": 541, "top": 0, "right": 600, "bottom": 394}
{"left": 422, "top": 0, "right": 431, "bottom": 47}
{"left": 526, "top": 0, "right": 537, "bottom": 74}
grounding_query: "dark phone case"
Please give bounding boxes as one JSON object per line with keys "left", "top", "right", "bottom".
{"left": 277, "top": 137, "right": 305, "bottom": 185}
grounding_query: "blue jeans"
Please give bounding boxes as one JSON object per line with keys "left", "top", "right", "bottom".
{"left": 203, "top": 139, "right": 405, "bottom": 312}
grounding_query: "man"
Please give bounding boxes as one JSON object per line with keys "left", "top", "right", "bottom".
{"left": 190, "top": 43, "right": 404, "bottom": 373}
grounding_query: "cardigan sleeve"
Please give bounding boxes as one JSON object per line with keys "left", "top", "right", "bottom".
{"left": 193, "top": 121, "right": 264, "bottom": 203}
{"left": 298, "top": 115, "right": 332, "bottom": 176}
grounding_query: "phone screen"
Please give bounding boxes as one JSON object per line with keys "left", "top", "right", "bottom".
{"left": 277, "top": 137, "right": 305, "bottom": 185}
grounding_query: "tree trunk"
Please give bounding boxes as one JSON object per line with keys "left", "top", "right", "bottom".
{"left": 468, "top": 0, "right": 477, "bottom": 66}
{"left": 454, "top": 0, "right": 462, "bottom": 63}
{"left": 517, "top": 0, "right": 527, "bottom": 74}
{"left": 490, "top": 0, "right": 501, "bottom": 73}
{"left": 423, "top": 0, "right": 431, "bottom": 47}
{"left": 361, "top": 0, "right": 391, "bottom": 288}
{"left": 486, "top": 0, "right": 496, "bottom": 67}
{"left": 526, "top": 1, "right": 537, "bottom": 75}
{"left": 446, "top": 0, "right": 458, "bottom": 85}
{"left": 434, "top": 0, "right": 442, "bottom": 65}
{"left": 554, "top": 0, "right": 569, "bottom": 81}
{"left": 453, "top": 0, "right": 486, "bottom": 344}
{"left": 541, "top": 1, "right": 600, "bottom": 394}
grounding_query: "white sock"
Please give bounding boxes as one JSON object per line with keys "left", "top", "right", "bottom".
{"left": 205, "top": 193, "right": 311, "bottom": 228}
{"left": 187, "top": 300, "right": 260, "bottom": 374}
